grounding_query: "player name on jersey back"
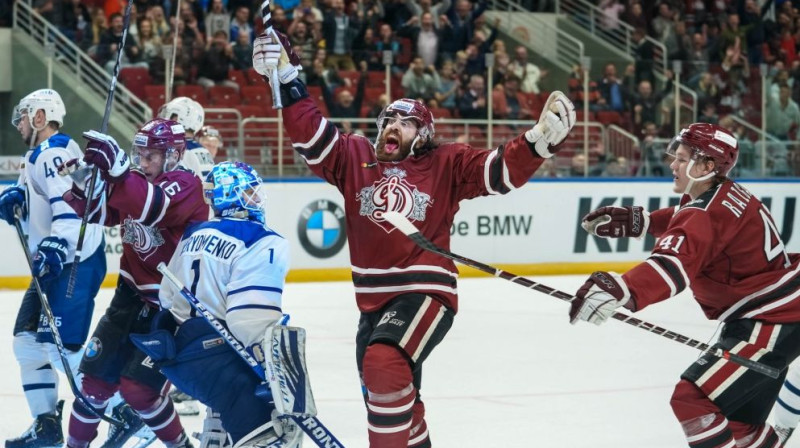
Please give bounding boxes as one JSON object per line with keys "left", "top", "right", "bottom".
{"left": 179, "top": 232, "right": 238, "bottom": 261}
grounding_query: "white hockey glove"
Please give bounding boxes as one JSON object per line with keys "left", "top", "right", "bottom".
{"left": 582, "top": 206, "right": 650, "bottom": 239}
{"left": 525, "top": 90, "right": 576, "bottom": 158}
{"left": 569, "top": 271, "right": 632, "bottom": 325}
{"left": 253, "top": 31, "right": 301, "bottom": 86}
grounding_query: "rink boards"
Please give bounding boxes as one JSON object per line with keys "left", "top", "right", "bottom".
{"left": 0, "top": 179, "right": 797, "bottom": 288}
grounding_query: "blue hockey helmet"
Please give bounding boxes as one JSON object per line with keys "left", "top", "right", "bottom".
{"left": 203, "top": 161, "right": 265, "bottom": 223}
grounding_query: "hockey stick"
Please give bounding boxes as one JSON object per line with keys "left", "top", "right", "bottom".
{"left": 157, "top": 263, "right": 345, "bottom": 448}
{"left": 12, "top": 206, "right": 125, "bottom": 426}
{"left": 68, "top": 0, "right": 134, "bottom": 298}
{"left": 260, "top": 0, "right": 283, "bottom": 109}
{"left": 383, "top": 211, "right": 782, "bottom": 379}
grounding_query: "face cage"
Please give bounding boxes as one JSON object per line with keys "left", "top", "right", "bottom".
{"left": 375, "top": 115, "right": 432, "bottom": 155}
{"left": 204, "top": 182, "right": 266, "bottom": 221}
{"left": 11, "top": 105, "right": 26, "bottom": 127}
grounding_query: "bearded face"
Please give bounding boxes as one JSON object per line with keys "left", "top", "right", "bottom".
{"left": 375, "top": 116, "right": 419, "bottom": 162}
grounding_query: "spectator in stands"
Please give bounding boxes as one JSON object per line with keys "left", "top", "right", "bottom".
{"left": 624, "top": 2, "right": 647, "bottom": 32}
{"left": 398, "top": 12, "right": 443, "bottom": 68}
{"left": 570, "top": 154, "right": 587, "bottom": 177}
{"left": 693, "top": 71, "right": 720, "bottom": 109}
{"left": 179, "top": 6, "right": 206, "bottom": 49}
{"left": 458, "top": 74, "right": 487, "bottom": 118}
{"left": 367, "top": 93, "right": 391, "bottom": 134}
{"left": 322, "top": 61, "right": 368, "bottom": 132}
{"left": 492, "top": 74, "right": 531, "bottom": 120}
{"left": 98, "top": 12, "right": 149, "bottom": 74}
{"left": 620, "top": 63, "right": 637, "bottom": 98}
{"left": 372, "top": 23, "right": 404, "bottom": 74}
{"left": 322, "top": 0, "right": 361, "bottom": 70}
{"left": 740, "top": 0, "right": 771, "bottom": 65}
{"left": 632, "top": 27, "right": 655, "bottom": 84}
{"left": 137, "top": 17, "right": 162, "bottom": 68}
{"left": 197, "top": 30, "right": 239, "bottom": 92}
{"left": 383, "top": 0, "right": 415, "bottom": 32}
{"left": 408, "top": 0, "right": 451, "bottom": 29}
{"left": 637, "top": 121, "right": 670, "bottom": 177}
{"left": 61, "top": 0, "right": 90, "bottom": 43}
{"left": 462, "top": 20, "right": 499, "bottom": 75}
{"left": 508, "top": 46, "right": 545, "bottom": 95}
{"left": 667, "top": 19, "right": 691, "bottom": 62}
{"left": 686, "top": 32, "right": 710, "bottom": 82}
{"left": 289, "top": 20, "right": 317, "bottom": 74}
{"left": 205, "top": 0, "right": 230, "bottom": 44}
{"left": 534, "top": 157, "right": 560, "bottom": 178}
{"left": 441, "top": 0, "right": 487, "bottom": 62}
{"left": 492, "top": 51, "right": 512, "bottom": 87}
{"left": 80, "top": 6, "right": 107, "bottom": 53}
{"left": 34, "top": 0, "right": 62, "bottom": 29}
{"left": 767, "top": 84, "right": 800, "bottom": 139}
{"left": 231, "top": 30, "right": 254, "bottom": 70}
{"left": 719, "top": 14, "right": 748, "bottom": 61}
{"left": 299, "top": 0, "right": 324, "bottom": 22}
{"left": 599, "top": 0, "right": 625, "bottom": 32}
{"left": 435, "top": 61, "right": 459, "bottom": 109}
{"left": 651, "top": 2, "right": 675, "bottom": 44}
{"left": 162, "top": 30, "right": 193, "bottom": 85}
{"left": 630, "top": 71, "right": 673, "bottom": 129}
{"left": 402, "top": 57, "right": 441, "bottom": 101}
{"left": 719, "top": 116, "right": 757, "bottom": 176}
{"left": 596, "top": 63, "right": 628, "bottom": 113}
{"left": 697, "top": 103, "right": 719, "bottom": 124}
{"left": 230, "top": 5, "right": 254, "bottom": 44}
{"left": 146, "top": 4, "right": 170, "bottom": 38}
{"left": 714, "top": 40, "right": 749, "bottom": 113}
{"left": 271, "top": 6, "right": 291, "bottom": 33}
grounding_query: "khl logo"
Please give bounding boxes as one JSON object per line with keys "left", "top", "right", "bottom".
{"left": 297, "top": 199, "right": 347, "bottom": 258}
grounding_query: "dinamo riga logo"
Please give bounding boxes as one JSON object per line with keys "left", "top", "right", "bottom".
{"left": 357, "top": 167, "right": 432, "bottom": 232}
{"left": 122, "top": 217, "right": 166, "bottom": 261}
{"left": 297, "top": 200, "right": 347, "bottom": 258}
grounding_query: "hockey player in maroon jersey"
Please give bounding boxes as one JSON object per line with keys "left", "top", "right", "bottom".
{"left": 252, "top": 31, "right": 576, "bottom": 448}
{"left": 571, "top": 122, "right": 800, "bottom": 448}
{"left": 57, "top": 118, "right": 208, "bottom": 448}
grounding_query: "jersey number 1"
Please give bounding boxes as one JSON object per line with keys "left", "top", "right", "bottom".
{"left": 189, "top": 259, "right": 201, "bottom": 318}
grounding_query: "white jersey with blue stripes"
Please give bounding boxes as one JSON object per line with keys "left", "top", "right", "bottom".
{"left": 159, "top": 217, "right": 290, "bottom": 346}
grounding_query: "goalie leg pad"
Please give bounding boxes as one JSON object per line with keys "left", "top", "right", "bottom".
{"left": 13, "top": 331, "right": 58, "bottom": 417}
{"left": 264, "top": 325, "right": 317, "bottom": 417}
{"left": 362, "top": 343, "right": 416, "bottom": 448}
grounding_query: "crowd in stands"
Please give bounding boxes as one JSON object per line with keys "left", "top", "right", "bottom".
{"left": 8, "top": 0, "right": 800, "bottom": 177}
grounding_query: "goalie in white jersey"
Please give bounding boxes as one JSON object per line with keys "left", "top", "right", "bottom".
{"left": 2, "top": 89, "right": 106, "bottom": 448}
{"left": 131, "top": 161, "right": 300, "bottom": 447}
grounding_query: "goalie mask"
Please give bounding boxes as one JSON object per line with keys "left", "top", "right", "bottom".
{"left": 666, "top": 123, "right": 738, "bottom": 182}
{"left": 12, "top": 89, "right": 66, "bottom": 129}
{"left": 158, "top": 97, "right": 204, "bottom": 133}
{"left": 376, "top": 98, "right": 435, "bottom": 157}
{"left": 204, "top": 161, "right": 265, "bottom": 224}
{"left": 132, "top": 118, "right": 187, "bottom": 174}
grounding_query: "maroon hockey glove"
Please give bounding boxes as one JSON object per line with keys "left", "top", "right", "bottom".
{"left": 581, "top": 206, "right": 649, "bottom": 239}
{"left": 569, "top": 271, "right": 632, "bottom": 325}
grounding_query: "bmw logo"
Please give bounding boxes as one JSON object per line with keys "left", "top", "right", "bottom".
{"left": 85, "top": 337, "right": 102, "bottom": 360}
{"left": 297, "top": 199, "right": 347, "bottom": 258}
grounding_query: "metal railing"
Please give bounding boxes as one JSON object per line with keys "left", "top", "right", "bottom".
{"left": 13, "top": 1, "right": 151, "bottom": 127}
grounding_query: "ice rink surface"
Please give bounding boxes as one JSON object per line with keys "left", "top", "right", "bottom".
{"left": 0, "top": 275, "right": 795, "bottom": 447}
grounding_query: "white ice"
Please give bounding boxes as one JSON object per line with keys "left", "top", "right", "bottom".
{"left": 0, "top": 275, "right": 794, "bottom": 447}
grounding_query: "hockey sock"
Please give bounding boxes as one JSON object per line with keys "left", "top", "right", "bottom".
{"left": 68, "top": 375, "right": 117, "bottom": 446}
{"left": 363, "top": 343, "right": 416, "bottom": 448}
{"left": 13, "top": 332, "right": 59, "bottom": 417}
{"left": 671, "top": 380, "right": 734, "bottom": 447}
{"left": 775, "top": 365, "right": 800, "bottom": 430}
{"left": 408, "top": 401, "right": 430, "bottom": 448}
{"left": 729, "top": 422, "right": 780, "bottom": 448}
{"left": 120, "top": 377, "right": 184, "bottom": 443}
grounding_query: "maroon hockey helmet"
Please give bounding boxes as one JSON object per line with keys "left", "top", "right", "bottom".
{"left": 666, "top": 123, "right": 738, "bottom": 177}
{"left": 133, "top": 118, "right": 187, "bottom": 158}
{"left": 377, "top": 98, "right": 435, "bottom": 144}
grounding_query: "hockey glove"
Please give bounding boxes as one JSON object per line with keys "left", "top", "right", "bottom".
{"left": 569, "top": 271, "right": 632, "bottom": 325}
{"left": 83, "top": 131, "right": 130, "bottom": 183}
{"left": 0, "top": 186, "right": 26, "bottom": 226}
{"left": 32, "top": 237, "right": 68, "bottom": 283}
{"left": 525, "top": 91, "right": 576, "bottom": 158}
{"left": 582, "top": 206, "right": 650, "bottom": 239}
{"left": 253, "top": 30, "right": 301, "bottom": 85}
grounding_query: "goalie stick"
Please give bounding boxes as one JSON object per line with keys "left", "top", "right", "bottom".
{"left": 260, "top": 0, "right": 283, "bottom": 109}
{"left": 12, "top": 207, "right": 125, "bottom": 427}
{"left": 383, "top": 211, "right": 782, "bottom": 380}
{"left": 157, "top": 262, "right": 345, "bottom": 448}
{"left": 68, "top": 0, "right": 134, "bottom": 298}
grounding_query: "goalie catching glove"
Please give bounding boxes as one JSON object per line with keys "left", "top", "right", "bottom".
{"left": 525, "top": 90, "right": 576, "bottom": 158}
{"left": 582, "top": 206, "right": 650, "bottom": 239}
{"left": 569, "top": 271, "right": 633, "bottom": 325}
{"left": 253, "top": 30, "right": 302, "bottom": 86}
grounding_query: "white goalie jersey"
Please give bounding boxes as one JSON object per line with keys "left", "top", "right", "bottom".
{"left": 17, "top": 133, "right": 104, "bottom": 261}
{"left": 159, "top": 217, "right": 290, "bottom": 346}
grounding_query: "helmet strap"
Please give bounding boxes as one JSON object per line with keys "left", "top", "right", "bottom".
{"left": 683, "top": 158, "right": 716, "bottom": 196}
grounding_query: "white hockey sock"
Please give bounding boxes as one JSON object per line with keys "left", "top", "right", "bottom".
{"left": 775, "top": 362, "right": 800, "bottom": 429}
{"left": 13, "top": 332, "right": 58, "bottom": 417}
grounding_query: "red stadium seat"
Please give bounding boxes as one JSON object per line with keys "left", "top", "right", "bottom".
{"left": 246, "top": 68, "right": 265, "bottom": 85}
{"left": 119, "top": 67, "right": 150, "bottom": 99}
{"left": 208, "top": 85, "right": 241, "bottom": 107}
{"left": 429, "top": 107, "right": 452, "bottom": 119}
{"left": 228, "top": 69, "right": 249, "bottom": 90}
{"left": 175, "top": 85, "right": 208, "bottom": 106}
{"left": 596, "top": 110, "right": 623, "bottom": 126}
{"left": 241, "top": 85, "right": 270, "bottom": 105}
{"left": 366, "top": 71, "right": 387, "bottom": 88}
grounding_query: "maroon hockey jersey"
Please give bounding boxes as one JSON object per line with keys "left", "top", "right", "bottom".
{"left": 283, "top": 97, "right": 548, "bottom": 313}
{"left": 624, "top": 181, "right": 800, "bottom": 322}
{"left": 66, "top": 168, "right": 208, "bottom": 304}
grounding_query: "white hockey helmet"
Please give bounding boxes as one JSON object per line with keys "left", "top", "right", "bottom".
{"left": 158, "top": 97, "right": 204, "bottom": 133}
{"left": 12, "top": 89, "right": 66, "bottom": 128}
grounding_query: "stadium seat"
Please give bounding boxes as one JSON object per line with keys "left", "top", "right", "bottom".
{"left": 596, "top": 110, "right": 623, "bottom": 126}
{"left": 175, "top": 85, "right": 208, "bottom": 106}
{"left": 429, "top": 107, "right": 452, "bottom": 119}
{"left": 144, "top": 84, "right": 167, "bottom": 104}
{"left": 228, "top": 69, "right": 249, "bottom": 90}
{"left": 246, "top": 68, "right": 265, "bottom": 85}
{"left": 366, "top": 71, "right": 387, "bottom": 89}
{"left": 119, "top": 67, "right": 150, "bottom": 99}
{"left": 209, "top": 86, "right": 242, "bottom": 107}
{"left": 241, "top": 85, "right": 270, "bottom": 105}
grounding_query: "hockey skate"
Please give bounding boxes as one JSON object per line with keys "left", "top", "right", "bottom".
{"left": 99, "top": 402, "right": 154, "bottom": 448}
{"left": 5, "top": 400, "right": 64, "bottom": 448}
{"left": 776, "top": 425, "right": 795, "bottom": 447}
{"left": 170, "top": 387, "right": 200, "bottom": 416}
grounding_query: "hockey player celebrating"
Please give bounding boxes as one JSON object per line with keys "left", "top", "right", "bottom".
{"left": 2, "top": 89, "right": 107, "bottom": 448}
{"left": 159, "top": 97, "right": 215, "bottom": 180}
{"left": 570, "top": 123, "right": 800, "bottom": 448}
{"left": 252, "top": 32, "right": 576, "bottom": 447}
{"left": 58, "top": 118, "right": 208, "bottom": 448}
{"left": 131, "top": 161, "right": 300, "bottom": 448}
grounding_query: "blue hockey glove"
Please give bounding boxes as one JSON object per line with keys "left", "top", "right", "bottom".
{"left": 32, "top": 237, "right": 69, "bottom": 283}
{"left": 0, "top": 186, "right": 26, "bottom": 225}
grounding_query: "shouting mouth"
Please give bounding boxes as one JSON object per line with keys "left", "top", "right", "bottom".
{"left": 384, "top": 135, "right": 400, "bottom": 154}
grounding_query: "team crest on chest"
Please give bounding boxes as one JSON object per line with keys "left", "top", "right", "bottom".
{"left": 357, "top": 167, "right": 432, "bottom": 232}
{"left": 121, "top": 217, "right": 166, "bottom": 261}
